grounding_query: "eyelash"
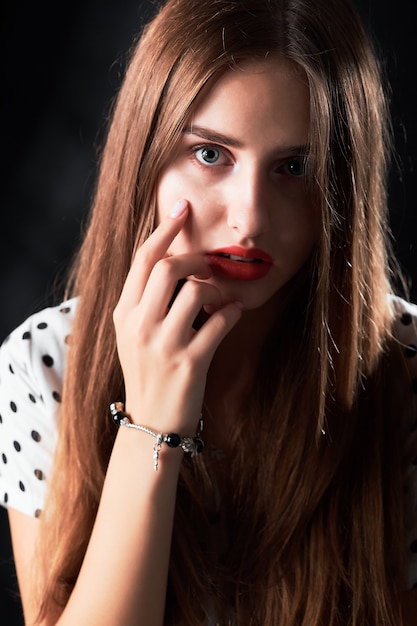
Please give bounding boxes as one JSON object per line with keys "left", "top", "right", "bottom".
{"left": 190, "top": 144, "right": 230, "bottom": 168}
{"left": 189, "top": 143, "right": 307, "bottom": 178}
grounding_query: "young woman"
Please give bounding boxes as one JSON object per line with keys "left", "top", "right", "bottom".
{"left": 1, "top": 0, "right": 416, "bottom": 624}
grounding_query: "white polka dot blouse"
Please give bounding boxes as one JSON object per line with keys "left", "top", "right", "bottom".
{"left": 0, "top": 295, "right": 416, "bottom": 588}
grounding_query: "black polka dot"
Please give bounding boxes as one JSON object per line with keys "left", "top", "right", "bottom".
{"left": 410, "top": 539, "right": 417, "bottom": 554}
{"left": 8, "top": 364, "right": 14, "bottom": 374}
{"left": 34, "top": 469, "right": 45, "bottom": 481}
{"left": 405, "top": 344, "right": 417, "bottom": 358}
{"left": 42, "top": 355, "right": 54, "bottom": 367}
{"left": 31, "top": 430, "right": 41, "bottom": 442}
{"left": 29, "top": 393, "right": 37, "bottom": 403}
{"left": 10, "top": 401, "right": 17, "bottom": 413}
{"left": 400, "top": 312, "right": 413, "bottom": 326}
{"left": 13, "top": 441, "right": 21, "bottom": 452}
{"left": 60, "top": 306, "right": 71, "bottom": 314}
{"left": 0, "top": 414, "right": 2, "bottom": 424}
{"left": 19, "top": 481, "right": 25, "bottom": 492}
{"left": 4, "top": 493, "right": 8, "bottom": 504}
{"left": 34, "top": 509, "right": 42, "bottom": 518}
{"left": 22, "top": 331, "right": 31, "bottom": 340}
{"left": 37, "top": 322, "right": 48, "bottom": 329}
{"left": 52, "top": 391, "right": 61, "bottom": 403}
{"left": 2, "top": 453, "right": 7, "bottom": 463}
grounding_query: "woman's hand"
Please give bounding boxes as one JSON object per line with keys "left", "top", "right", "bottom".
{"left": 113, "top": 199, "right": 242, "bottom": 435}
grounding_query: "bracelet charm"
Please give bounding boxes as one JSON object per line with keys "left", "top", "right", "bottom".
{"left": 153, "top": 434, "right": 163, "bottom": 471}
{"left": 109, "top": 402, "right": 204, "bottom": 471}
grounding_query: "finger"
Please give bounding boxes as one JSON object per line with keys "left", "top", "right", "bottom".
{"left": 138, "top": 255, "right": 213, "bottom": 322}
{"left": 117, "top": 199, "right": 189, "bottom": 311}
{"left": 189, "top": 303, "right": 243, "bottom": 364}
{"left": 162, "top": 279, "right": 223, "bottom": 344}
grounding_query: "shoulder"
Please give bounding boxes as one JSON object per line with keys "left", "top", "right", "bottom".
{"left": 0, "top": 298, "right": 77, "bottom": 410}
{"left": 0, "top": 298, "right": 77, "bottom": 517}
{"left": 387, "top": 295, "right": 417, "bottom": 406}
{"left": 388, "top": 296, "right": 417, "bottom": 589}
{"left": 1, "top": 297, "right": 77, "bottom": 364}
{"left": 389, "top": 295, "right": 417, "bottom": 348}
{"left": 387, "top": 295, "right": 417, "bottom": 427}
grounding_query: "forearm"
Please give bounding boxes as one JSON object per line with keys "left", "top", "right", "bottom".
{"left": 59, "top": 426, "right": 183, "bottom": 626}
{"left": 49, "top": 206, "right": 240, "bottom": 626}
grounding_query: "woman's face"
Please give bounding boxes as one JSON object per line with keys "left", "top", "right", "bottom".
{"left": 156, "top": 57, "right": 318, "bottom": 312}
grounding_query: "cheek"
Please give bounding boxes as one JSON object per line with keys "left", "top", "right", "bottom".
{"left": 156, "top": 163, "right": 214, "bottom": 225}
{"left": 294, "top": 205, "right": 320, "bottom": 245}
{"left": 272, "top": 203, "right": 319, "bottom": 260}
{"left": 156, "top": 169, "right": 210, "bottom": 255}
{"left": 156, "top": 169, "right": 187, "bottom": 224}
{"left": 156, "top": 166, "right": 225, "bottom": 247}
{"left": 296, "top": 213, "right": 320, "bottom": 259}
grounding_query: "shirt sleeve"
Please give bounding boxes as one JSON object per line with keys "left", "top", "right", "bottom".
{"left": 390, "top": 296, "right": 417, "bottom": 589}
{"left": 0, "top": 300, "right": 75, "bottom": 517}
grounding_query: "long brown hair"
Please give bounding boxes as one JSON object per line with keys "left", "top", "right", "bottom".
{"left": 36, "top": 0, "right": 405, "bottom": 623}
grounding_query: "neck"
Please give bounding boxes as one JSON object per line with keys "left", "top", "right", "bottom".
{"left": 203, "top": 290, "right": 284, "bottom": 448}
{"left": 213, "top": 286, "right": 286, "bottom": 372}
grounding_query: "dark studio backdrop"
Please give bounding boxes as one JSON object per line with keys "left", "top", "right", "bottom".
{"left": 0, "top": 1, "right": 416, "bottom": 623}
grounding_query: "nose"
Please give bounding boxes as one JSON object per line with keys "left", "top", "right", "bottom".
{"left": 226, "top": 165, "right": 271, "bottom": 239}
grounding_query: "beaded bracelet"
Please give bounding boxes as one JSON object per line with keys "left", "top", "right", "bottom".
{"left": 109, "top": 402, "right": 204, "bottom": 471}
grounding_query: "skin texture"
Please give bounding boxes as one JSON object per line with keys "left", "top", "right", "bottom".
{"left": 157, "top": 58, "right": 318, "bottom": 314}
{"left": 7, "top": 57, "right": 417, "bottom": 626}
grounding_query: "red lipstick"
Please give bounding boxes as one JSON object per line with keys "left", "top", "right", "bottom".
{"left": 205, "top": 246, "right": 273, "bottom": 281}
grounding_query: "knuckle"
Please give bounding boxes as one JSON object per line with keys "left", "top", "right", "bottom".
{"left": 185, "top": 280, "right": 219, "bottom": 305}
{"left": 210, "top": 306, "right": 240, "bottom": 334}
{"left": 112, "top": 304, "right": 122, "bottom": 326}
{"left": 153, "top": 257, "right": 176, "bottom": 281}
{"left": 185, "top": 279, "right": 202, "bottom": 300}
{"left": 135, "top": 244, "right": 154, "bottom": 267}
{"left": 211, "top": 314, "right": 229, "bottom": 334}
{"left": 179, "top": 351, "right": 197, "bottom": 375}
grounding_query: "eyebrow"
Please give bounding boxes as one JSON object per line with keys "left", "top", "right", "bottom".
{"left": 183, "top": 124, "right": 310, "bottom": 156}
{"left": 183, "top": 125, "right": 243, "bottom": 148}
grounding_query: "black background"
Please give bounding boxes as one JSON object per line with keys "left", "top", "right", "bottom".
{"left": 0, "top": 1, "right": 415, "bottom": 623}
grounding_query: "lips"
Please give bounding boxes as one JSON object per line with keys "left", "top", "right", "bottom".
{"left": 205, "top": 246, "right": 273, "bottom": 281}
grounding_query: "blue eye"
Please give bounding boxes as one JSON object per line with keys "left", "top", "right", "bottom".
{"left": 194, "top": 146, "right": 221, "bottom": 165}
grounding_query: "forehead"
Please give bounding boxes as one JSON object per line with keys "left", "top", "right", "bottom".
{"left": 187, "top": 57, "right": 310, "bottom": 146}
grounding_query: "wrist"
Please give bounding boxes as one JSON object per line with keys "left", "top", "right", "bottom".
{"left": 110, "top": 402, "right": 204, "bottom": 471}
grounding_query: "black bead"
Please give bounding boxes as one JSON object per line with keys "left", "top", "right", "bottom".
{"left": 401, "top": 312, "right": 412, "bottom": 326}
{"left": 112, "top": 411, "right": 125, "bottom": 425}
{"left": 194, "top": 438, "right": 204, "bottom": 454}
{"left": 165, "top": 433, "right": 181, "bottom": 448}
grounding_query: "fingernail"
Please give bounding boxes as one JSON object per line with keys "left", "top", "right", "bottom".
{"left": 170, "top": 199, "right": 187, "bottom": 218}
